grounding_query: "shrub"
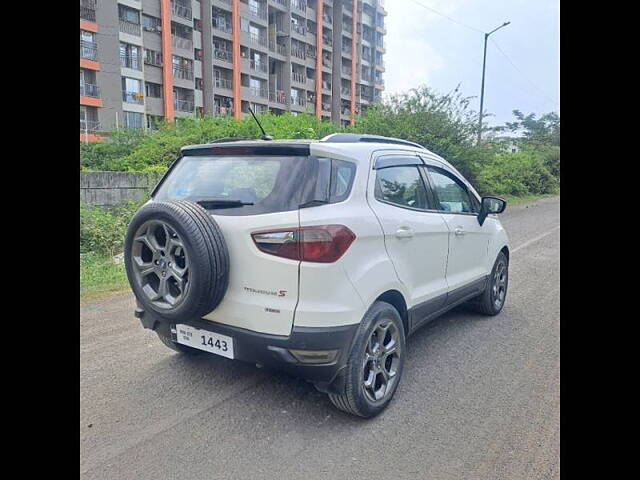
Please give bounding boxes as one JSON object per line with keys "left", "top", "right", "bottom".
{"left": 475, "top": 148, "right": 559, "bottom": 196}
{"left": 80, "top": 201, "right": 144, "bottom": 256}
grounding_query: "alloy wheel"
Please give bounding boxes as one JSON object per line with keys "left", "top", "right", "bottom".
{"left": 130, "top": 220, "right": 190, "bottom": 309}
{"left": 362, "top": 320, "right": 402, "bottom": 402}
{"left": 491, "top": 260, "right": 507, "bottom": 309}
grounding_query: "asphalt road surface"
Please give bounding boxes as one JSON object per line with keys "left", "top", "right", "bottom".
{"left": 80, "top": 196, "right": 560, "bottom": 480}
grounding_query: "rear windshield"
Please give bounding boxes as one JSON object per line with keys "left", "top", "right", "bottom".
{"left": 153, "top": 155, "right": 312, "bottom": 216}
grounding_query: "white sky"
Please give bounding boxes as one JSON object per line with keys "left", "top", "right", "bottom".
{"left": 383, "top": 0, "right": 560, "bottom": 127}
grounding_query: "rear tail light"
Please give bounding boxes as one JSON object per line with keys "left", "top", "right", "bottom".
{"left": 252, "top": 225, "right": 356, "bottom": 263}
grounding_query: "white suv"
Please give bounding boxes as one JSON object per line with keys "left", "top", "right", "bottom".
{"left": 124, "top": 134, "right": 509, "bottom": 418}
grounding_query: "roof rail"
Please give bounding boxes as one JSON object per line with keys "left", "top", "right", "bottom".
{"left": 320, "top": 133, "right": 425, "bottom": 150}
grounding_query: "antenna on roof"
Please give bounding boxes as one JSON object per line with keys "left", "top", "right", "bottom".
{"left": 247, "top": 106, "right": 273, "bottom": 141}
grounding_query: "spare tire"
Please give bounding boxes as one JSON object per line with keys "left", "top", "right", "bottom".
{"left": 124, "top": 200, "right": 229, "bottom": 321}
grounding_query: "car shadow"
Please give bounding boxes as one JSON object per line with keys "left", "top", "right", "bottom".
{"left": 131, "top": 304, "right": 492, "bottom": 429}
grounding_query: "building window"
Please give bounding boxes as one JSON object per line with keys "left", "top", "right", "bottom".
{"left": 142, "top": 14, "right": 162, "bottom": 33}
{"left": 172, "top": 55, "right": 194, "bottom": 80}
{"left": 195, "top": 78, "right": 203, "bottom": 90}
{"left": 123, "top": 111, "right": 144, "bottom": 129}
{"left": 80, "top": 30, "right": 97, "bottom": 60}
{"left": 144, "top": 49, "right": 163, "bottom": 67}
{"left": 122, "top": 77, "right": 144, "bottom": 104}
{"left": 119, "top": 5, "right": 140, "bottom": 24}
{"left": 145, "top": 82, "right": 162, "bottom": 98}
{"left": 120, "top": 42, "right": 141, "bottom": 70}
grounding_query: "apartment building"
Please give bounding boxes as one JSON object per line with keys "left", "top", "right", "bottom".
{"left": 80, "top": 0, "right": 386, "bottom": 141}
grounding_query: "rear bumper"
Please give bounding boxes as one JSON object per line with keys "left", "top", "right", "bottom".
{"left": 136, "top": 306, "right": 359, "bottom": 393}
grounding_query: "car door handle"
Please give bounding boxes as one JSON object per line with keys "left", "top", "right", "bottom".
{"left": 395, "top": 227, "right": 414, "bottom": 238}
{"left": 454, "top": 227, "right": 465, "bottom": 236}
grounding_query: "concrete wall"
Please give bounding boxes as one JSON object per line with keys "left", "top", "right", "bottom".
{"left": 80, "top": 171, "right": 163, "bottom": 207}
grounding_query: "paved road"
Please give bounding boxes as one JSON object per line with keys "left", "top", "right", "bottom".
{"left": 80, "top": 196, "right": 560, "bottom": 480}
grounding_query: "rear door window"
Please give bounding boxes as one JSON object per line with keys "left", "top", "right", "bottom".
{"left": 375, "top": 166, "right": 428, "bottom": 210}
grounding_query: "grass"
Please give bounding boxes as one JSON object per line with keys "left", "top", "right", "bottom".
{"left": 502, "top": 192, "right": 559, "bottom": 207}
{"left": 80, "top": 253, "right": 129, "bottom": 303}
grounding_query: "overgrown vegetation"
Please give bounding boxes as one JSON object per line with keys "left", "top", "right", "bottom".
{"left": 80, "top": 86, "right": 559, "bottom": 299}
{"left": 80, "top": 200, "right": 144, "bottom": 256}
{"left": 80, "top": 201, "right": 144, "bottom": 301}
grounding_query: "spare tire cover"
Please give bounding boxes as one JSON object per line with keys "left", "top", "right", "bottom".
{"left": 124, "top": 200, "right": 230, "bottom": 320}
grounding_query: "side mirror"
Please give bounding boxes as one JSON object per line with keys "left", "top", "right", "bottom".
{"left": 478, "top": 196, "right": 507, "bottom": 226}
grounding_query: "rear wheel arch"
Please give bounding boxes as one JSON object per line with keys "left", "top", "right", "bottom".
{"left": 375, "top": 290, "right": 408, "bottom": 334}
{"left": 500, "top": 245, "right": 510, "bottom": 263}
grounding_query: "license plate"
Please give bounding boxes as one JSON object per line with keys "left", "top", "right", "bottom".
{"left": 173, "top": 324, "right": 234, "bottom": 359}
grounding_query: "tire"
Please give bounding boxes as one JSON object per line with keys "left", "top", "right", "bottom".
{"left": 328, "top": 301, "right": 406, "bottom": 418}
{"left": 124, "top": 200, "right": 230, "bottom": 322}
{"left": 471, "top": 251, "right": 509, "bottom": 316}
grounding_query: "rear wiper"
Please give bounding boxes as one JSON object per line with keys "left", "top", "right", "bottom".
{"left": 196, "top": 199, "right": 254, "bottom": 209}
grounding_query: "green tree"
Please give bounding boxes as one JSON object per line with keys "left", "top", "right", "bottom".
{"left": 502, "top": 110, "right": 560, "bottom": 146}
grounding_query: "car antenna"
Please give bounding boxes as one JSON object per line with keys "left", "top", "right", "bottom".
{"left": 247, "top": 106, "right": 273, "bottom": 141}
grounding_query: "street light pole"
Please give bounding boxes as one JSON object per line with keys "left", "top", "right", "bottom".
{"left": 477, "top": 21, "right": 510, "bottom": 145}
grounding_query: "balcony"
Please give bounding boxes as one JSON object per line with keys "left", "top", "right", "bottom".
{"left": 269, "top": 90, "right": 288, "bottom": 105}
{"left": 248, "top": 3, "right": 267, "bottom": 20}
{"left": 213, "top": 16, "right": 232, "bottom": 33}
{"left": 172, "top": 35, "right": 193, "bottom": 51}
{"left": 322, "top": 102, "right": 331, "bottom": 112}
{"left": 172, "top": 1, "right": 192, "bottom": 21}
{"left": 123, "top": 91, "right": 144, "bottom": 104}
{"left": 291, "top": 0, "right": 306, "bottom": 13}
{"left": 341, "top": 87, "right": 350, "bottom": 97}
{"left": 250, "top": 59, "right": 268, "bottom": 73}
{"left": 80, "top": 119, "right": 100, "bottom": 132}
{"left": 119, "top": 19, "right": 141, "bottom": 36}
{"left": 174, "top": 99, "right": 194, "bottom": 112}
{"left": 80, "top": 41, "right": 97, "bottom": 61}
{"left": 214, "top": 48, "right": 233, "bottom": 63}
{"left": 215, "top": 77, "right": 233, "bottom": 90}
{"left": 270, "top": 41, "right": 288, "bottom": 56}
{"left": 322, "top": 80, "right": 332, "bottom": 91}
{"left": 291, "top": 72, "right": 306, "bottom": 84}
{"left": 80, "top": 82, "right": 100, "bottom": 98}
{"left": 323, "top": 14, "right": 332, "bottom": 25}
{"left": 249, "top": 87, "right": 268, "bottom": 98}
{"left": 120, "top": 54, "right": 141, "bottom": 70}
{"left": 291, "top": 96, "right": 305, "bottom": 107}
{"left": 249, "top": 32, "right": 267, "bottom": 48}
{"left": 291, "top": 47, "right": 305, "bottom": 60}
{"left": 215, "top": 105, "right": 233, "bottom": 115}
{"left": 342, "top": 66, "right": 351, "bottom": 77}
{"left": 173, "top": 65, "right": 194, "bottom": 80}
{"left": 291, "top": 23, "right": 305, "bottom": 36}
{"left": 80, "top": 0, "right": 96, "bottom": 22}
